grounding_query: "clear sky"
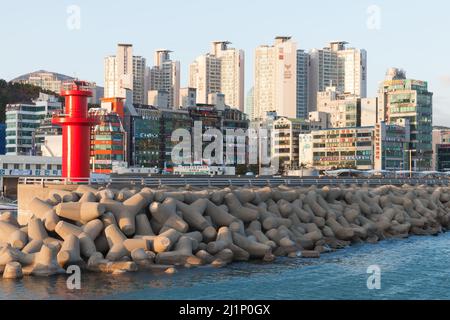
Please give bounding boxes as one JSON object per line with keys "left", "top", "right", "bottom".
{"left": 1, "top": 0, "right": 449, "bottom": 125}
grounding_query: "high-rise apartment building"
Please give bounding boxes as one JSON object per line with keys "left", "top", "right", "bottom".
{"left": 254, "top": 37, "right": 297, "bottom": 120}
{"left": 189, "top": 54, "right": 221, "bottom": 105}
{"left": 309, "top": 41, "right": 367, "bottom": 111}
{"left": 104, "top": 44, "right": 146, "bottom": 105}
{"left": 212, "top": 41, "right": 245, "bottom": 111}
{"left": 296, "top": 50, "right": 309, "bottom": 119}
{"left": 189, "top": 41, "right": 244, "bottom": 110}
{"left": 378, "top": 68, "right": 433, "bottom": 171}
{"left": 132, "top": 56, "right": 146, "bottom": 105}
{"left": 147, "top": 50, "right": 180, "bottom": 109}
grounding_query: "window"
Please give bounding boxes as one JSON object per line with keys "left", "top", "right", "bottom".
{"left": 2, "top": 164, "right": 7, "bottom": 169}
{"left": 25, "top": 164, "right": 31, "bottom": 170}
{"left": 36, "top": 164, "right": 41, "bottom": 170}
{"left": 14, "top": 164, "right": 20, "bottom": 170}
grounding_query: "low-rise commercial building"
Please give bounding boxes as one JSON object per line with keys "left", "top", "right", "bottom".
{"left": 432, "top": 128, "right": 450, "bottom": 171}
{"left": 309, "top": 126, "right": 374, "bottom": 170}
{"left": 316, "top": 87, "right": 361, "bottom": 128}
{"left": 89, "top": 109, "right": 127, "bottom": 174}
{"left": 374, "top": 120, "right": 410, "bottom": 171}
{"left": 272, "top": 117, "right": 323, "bottom": 172}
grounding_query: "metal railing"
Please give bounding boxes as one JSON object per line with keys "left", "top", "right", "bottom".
{"left": 18, "top": 176, "right": 450, "bottom": 188}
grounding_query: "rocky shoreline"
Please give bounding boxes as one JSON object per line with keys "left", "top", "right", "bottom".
{"left": 1, "top": 184, "right": 450, "bottom": 279}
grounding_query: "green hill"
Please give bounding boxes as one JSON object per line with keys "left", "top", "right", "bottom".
{"left": 0, "top": 79, "right": 58, "bottom": 123}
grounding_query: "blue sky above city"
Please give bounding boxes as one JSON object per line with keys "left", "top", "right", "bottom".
{"left": 1, "top": 0, "right": 449, "bottom": 125}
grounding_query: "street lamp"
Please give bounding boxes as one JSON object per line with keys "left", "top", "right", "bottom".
{"left": 404, "top": 149, "right": 416, "bottom": 178}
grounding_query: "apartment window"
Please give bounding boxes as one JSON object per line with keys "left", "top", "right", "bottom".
{"left": 36, "top": 164, "right": 41, "bottom": 170}
{"left": 47, "top": 165, "right": 52, "bottom": 170}
{"left": 25, "top": 164, "right": 31, "bottom": 170}
{"left": 2, "top": 164, "right": 7, "bottom": 169}
{"left": 14, "top": 164, "right": 20, "bottom": 170}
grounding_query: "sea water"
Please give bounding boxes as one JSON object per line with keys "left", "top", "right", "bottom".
{"left": 1, "top": 232, "right": 450, "bottom": 300}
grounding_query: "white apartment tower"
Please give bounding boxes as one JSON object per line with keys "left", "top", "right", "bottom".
{"left": 308, "top": 41, "right": 367, "bottom": 111}
{"left": 104, "top": 44, "right": 146, "bottom": 105}
{"left": 212, "top": 41, "right": 245, "bottom": 111}
{"left": 147, "top": 50, "right": 180, "bottom": 109}
{"left": 253, "top": 37, "right": 297, "bottom": 120}
{"left": 189, "top": 54, "right": 221, "bottom": 105}
{"left": 189, "top": 41, "right": 244, "bottom": 110}
{"left": 132, "top": 56, "right": 146, "bottom": 105}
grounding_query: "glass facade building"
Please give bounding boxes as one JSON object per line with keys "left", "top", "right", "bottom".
{"left": 379, "top": 78, "right": 433, "bottom": 171}
{"left": 132, "top": 109, "right": 162, "bottom": 168}
{"left": 374, "top": 120, "right": 410, "bottom": 171}
{"left": 5, "top": 94, "right": 62, "bottom": 155}
{"left": 436, "top": 144, "right": 450, "bottom": 172}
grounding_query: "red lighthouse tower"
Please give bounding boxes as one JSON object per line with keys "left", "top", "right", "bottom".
{"left": 52, "top": 81, "right": 97, "bottom": 180}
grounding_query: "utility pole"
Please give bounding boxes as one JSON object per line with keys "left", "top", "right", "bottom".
{"left": 409, "top": 149, "right": 413, "bottom": 179}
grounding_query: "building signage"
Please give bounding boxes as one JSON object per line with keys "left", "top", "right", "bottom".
{"left": 0, "top": 169, "right": 61, "bottom": 177}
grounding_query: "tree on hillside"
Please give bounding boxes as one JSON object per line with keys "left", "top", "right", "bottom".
{"left": 0, "top": 80, "right": 59, "bottom": 122}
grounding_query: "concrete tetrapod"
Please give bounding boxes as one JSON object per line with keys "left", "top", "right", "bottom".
{"left": 100, "top": 189, "right": 153, "bottom": 236}
{"left": 150, "top": 198, "right": 189, "bottom": 233}
{"left": 206, "top": 227, "right": 233, "bottom": 255}
{"left": 48, "top": 190, "right": 79, "bottom": 204}
{"left": 27, "top": 217, "right": 61, "bottom": 250}
{"left": 28, "top": 197, "right": 60, "bottom": 231}
{"left": 155, "top": 236, "right": 203, "bottom": 266}
{"left": 104, "top": 224, "right": 128, "bottom": 261}
{"left": 231, "top": 232, "right": 271, "bottom": 258}
{"left": 54, "top": 221, "right": 97, "bottom": 258}
{"left": 55, "top": 202, "right": 106, "bottom": 224}
{"left": 205, "top": 200, "right": 237, "bottom": 227}
{"left": 153, "top": 229, "right": 182, "bottom": 253}
{"left": 0, "top": 221, "right": 28, "bottom": 249}
{"left": 176, "top": 199, "right": 210, "bottom": 231}
{"left": 22, "top": 244, "right": 65, "bottom": 276}
{"left": 0, "top": 212, "right": 19, "bottom": 228}
{"left": 135, "top": 214, "right": 155, "bottom": 237}
{"left": 57, "top": 234, "right": 84, "bottom": 268}
{"left": 3, "top": 262, "right": 23, "bottom": 279}
{"left": 224, "top": 193, "right": 259, "bottom": 222}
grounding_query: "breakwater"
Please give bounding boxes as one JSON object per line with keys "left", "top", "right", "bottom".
{"left": 1, "top": 184, "right": 450, "bottom": 279}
